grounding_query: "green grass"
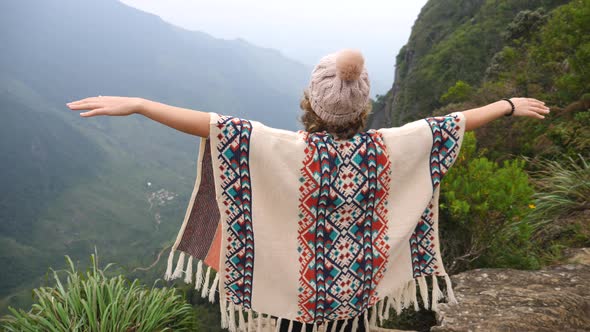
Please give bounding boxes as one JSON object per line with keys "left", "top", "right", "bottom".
{"left": 1, "top": 254, "right": 196, "bottom": 331}
{"left": 497, "top": 154, "right": 590, "bottom": 265}
{"left": 508, "top": 154, "right": 589, "bottom": 236}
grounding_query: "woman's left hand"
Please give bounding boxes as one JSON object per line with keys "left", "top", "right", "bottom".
{"left": 509, "top": 97, "right": 550, "bottom": 119}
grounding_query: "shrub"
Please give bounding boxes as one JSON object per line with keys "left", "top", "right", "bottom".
{"left": 522, "top": 154, "right": 589, "bottom": 226}
{"left": 1, "top": 254, "right": 195, "bottom": 331}
{"left": 501, "top": 154, "right": 590, "bottom": 262}
{"left": 440, "top": 80, "right": 474, "bottom": 104}
{"left": 439, "top": 132, "right": 537, "bottom": 272}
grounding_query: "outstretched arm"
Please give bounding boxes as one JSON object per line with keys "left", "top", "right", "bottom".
{"left": 66, "top": 96, "right": 211, "bottom": 137}
{"left": 462, "top": 97, "right": 550, "bottom": 131}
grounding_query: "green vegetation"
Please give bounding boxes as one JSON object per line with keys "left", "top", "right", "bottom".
{"left": 0, "top": 92, "right": 189, "bottom": 312}
{"left": 1, "top": 254, "right": 195, "bottom": 331}
{"left": 522, "top": 155, "right": 589, "bottom": 230}
{"left": 439, "top": 1, "right": 590, "bottom": 273}
{"left": 502, "top": 155, "right": 590, "bottom": 262}
{"left": 473, "top": 0, "right": 590, "bottom": 161}
{"left": 440, "top": 81, "right": 474, "bottom": 104}
{"left": 378, "top": 1, "right": 589, "bottom": 329}
{"left": 382, "top": 0, "right": 589, "bottom": 273}
{"left": 439, "top": 132, "right": 538, "bottom": 271}
{"left": 384, "top": 0, "right": 567, "bottom": 126}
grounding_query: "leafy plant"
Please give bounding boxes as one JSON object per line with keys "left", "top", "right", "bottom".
{"left": 482, "top": 153, "right": 590, "bottom": 267}
{"left": 504, "top": 154, "right": 590, "bottom": 245}
{"left": 439, "top": 132, "right": 536, "bottom": 272}
{"left": 1, "top": 254, "right": 195, "bottom": 331}
{"left": 440, "top": 80, "right": 474, "bottom": 104}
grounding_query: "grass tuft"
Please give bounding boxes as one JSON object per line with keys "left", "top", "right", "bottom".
{"left": 1, "top": 253, "right": 195, "bottom": 331}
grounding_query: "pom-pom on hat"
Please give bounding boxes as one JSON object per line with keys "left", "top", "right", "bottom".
{"left": 305, "top": 48, "right": 370, "bottom": 125}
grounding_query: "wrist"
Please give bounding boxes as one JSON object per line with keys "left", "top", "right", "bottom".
{"left": 134, "top": 97, "right": 149, "bottom": 115}
{"left": 501, "top": 98, "right": 515, "bottom": 116}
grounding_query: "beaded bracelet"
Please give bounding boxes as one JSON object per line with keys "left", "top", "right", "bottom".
{"left": 502, "top": 98, "right": 515, "bottom": 116}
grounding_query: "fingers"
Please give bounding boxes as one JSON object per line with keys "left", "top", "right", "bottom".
{"left": 531, "top": 106, "right": 550, "bottom": 114}
{"left": 67, "top": 96, "right": 102, "bottom": 105}
{"left": 525, "top": 110, "right": 545, "bottom": 119}
{"left": 522, "top": 98, "right": 550, "bottom": 120}
{"left": 66, "top": 96, "right": 124, "bottom": 117}
{"left": 67, "top": 102, "right": 104, "bottom": 110}
{"left": 80, "top": 108, "right": 108, "bottom": 117}
{"left": 525, "top": 98, "right": 545, "bottom": 109}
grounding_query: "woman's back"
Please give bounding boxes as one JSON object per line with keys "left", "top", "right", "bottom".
{"left": 165, "top": 108, "right": 466, "bottom": 331}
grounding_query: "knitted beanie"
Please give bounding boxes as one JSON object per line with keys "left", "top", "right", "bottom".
{"left": 306, "top": 49, "right": 370, "bottom": 125}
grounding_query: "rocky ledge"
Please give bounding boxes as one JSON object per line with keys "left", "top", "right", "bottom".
{"left": 431, "top": 248, "right": 590, "bottom": 332}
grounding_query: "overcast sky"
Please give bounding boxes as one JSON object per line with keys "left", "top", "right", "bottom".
{"left": 119, "top": 0, "right": 427, "bottom": 96}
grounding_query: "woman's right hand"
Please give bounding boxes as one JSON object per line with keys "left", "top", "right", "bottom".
{"left": 66, "top": 96, "right": 144, "bottom": 117}
{"left": 509, "top": 97, "right": 550, "bottom": 119}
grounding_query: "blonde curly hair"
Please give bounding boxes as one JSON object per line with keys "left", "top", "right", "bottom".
{"left": 298, "top": 92, "right": 372, "bottom": 140}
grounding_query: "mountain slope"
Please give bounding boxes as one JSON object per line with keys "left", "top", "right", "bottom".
{"left": 370, "top": 0, "right": 566, "bottom": 127}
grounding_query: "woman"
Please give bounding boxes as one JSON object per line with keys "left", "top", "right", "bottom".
{"left": 67, "top": 49, "right": 549, "bottom": 332}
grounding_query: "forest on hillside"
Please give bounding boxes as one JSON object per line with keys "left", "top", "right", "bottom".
{"left": 374, "top": 2, "right": 590, "bottom": 328}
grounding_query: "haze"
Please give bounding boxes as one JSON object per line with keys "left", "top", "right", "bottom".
{"left": 118, "top": 0, "right": 427, "bottom": 97}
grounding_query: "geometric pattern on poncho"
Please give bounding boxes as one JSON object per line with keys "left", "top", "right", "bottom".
{"left": 410, "top": 114, "right": 463, "bottom": 277}
{"left": 425, "top": 113, "right": 463, "bottom": 191}
{"left": 296, "top": 129, "right": 392, "bottom": 324}
{"left": 216, "top": 115, "right": 254, "bottom": 308}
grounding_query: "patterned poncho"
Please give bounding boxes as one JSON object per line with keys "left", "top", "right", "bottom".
{"left": 164, "top": 111, "right": 466, "bottom": 331}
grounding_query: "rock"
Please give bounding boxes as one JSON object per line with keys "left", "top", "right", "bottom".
{"left": 372, "top": 328, "right": 412, "bottom": 332}
{"left": 564, "top": 247, "right": 590, "bottom": 265}
{"left": 431, "top": 248, "right": 590, "bottom": 332}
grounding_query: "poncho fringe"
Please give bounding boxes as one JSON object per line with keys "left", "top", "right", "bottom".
{"left": 165, "top": 249, "right": 458, "bottom": 331}
{"left": 164, "top": 113, "right": 465, "bottom": 332}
